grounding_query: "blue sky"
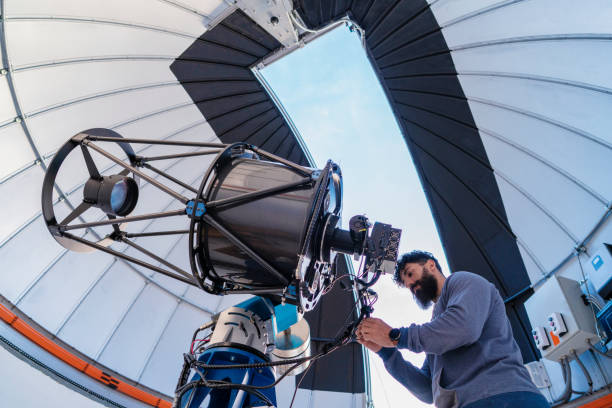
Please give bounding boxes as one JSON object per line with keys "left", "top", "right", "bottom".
{"left": 262, "top": 26, "right": 450, "bottom": 407}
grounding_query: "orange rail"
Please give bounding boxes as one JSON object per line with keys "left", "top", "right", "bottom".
{"left": 579, "top": 392, "right": 612, "bottom": 408}
{"left": 0, "top": 303, "right": 171, "bottom": 408}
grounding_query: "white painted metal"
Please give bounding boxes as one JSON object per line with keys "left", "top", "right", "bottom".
{"left": 525, "top": 360, "right": 552, "bottom": 389}
{"left": 209, "top": 306, "right": 271, "bottom": 355}
{"left": 430, "top": 1, "right": 612, "bottom": 403}
{"left": 0, "top": 343, "right": 107, "bottom": 408}
{"left": 236, "top": 0, "right": 299, "bottom": 48}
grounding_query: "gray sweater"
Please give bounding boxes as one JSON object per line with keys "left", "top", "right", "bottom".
{"left": 377, "top": 271, "right": 538, "bottom": 407}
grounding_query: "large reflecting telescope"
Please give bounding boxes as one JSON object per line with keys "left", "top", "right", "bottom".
{"left": 41, "top": 128, "right": 401, "bottom": 407}
{"left": 42, "top": 128, "right": 401, "bottom": 312}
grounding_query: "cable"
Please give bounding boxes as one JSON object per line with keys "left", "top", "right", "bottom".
{"left": 587, "top": 338, "right": 612, "bottom": 358}
{"left": 289, "top": 10, "right": 366, "bottom": 48}
{"left": 175, "top": 341, "right": 347, "bottom": 404}
{"left": 571, "top": 350, "right": 593, "bottom": 395}
{"left": 577, "top": 252, "right": 605, "bottom": 341}
{"left": 289, "top": 357, "right": 316, "bottom": 408}
{"left": 551, "top": 358, "right": 572, "bottom": 406}
{"left": 175, "top": 260, "right": 378, "bottom": 406}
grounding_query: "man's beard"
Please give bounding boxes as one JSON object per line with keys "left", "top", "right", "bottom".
{"left": 411, "top": 267, "right": 438, "bottom": 309}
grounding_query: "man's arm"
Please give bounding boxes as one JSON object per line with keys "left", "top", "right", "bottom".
{"left": 376, "top": 348, "right": 433, "bottom": 404}
{"left": 399, "top": 273, "right": 494, "bottom": 354}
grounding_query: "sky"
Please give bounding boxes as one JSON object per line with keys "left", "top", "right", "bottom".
{"left": 261, "top": 26, "right": 451, "bottom": 408}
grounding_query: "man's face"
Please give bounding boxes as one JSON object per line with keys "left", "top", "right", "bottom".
{"left": 400, "top": 261, "right": 438, "bottom": 309}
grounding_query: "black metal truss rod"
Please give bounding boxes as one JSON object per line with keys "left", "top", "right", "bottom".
{"left": 121, "top": 236, "right": 193, "bottom": 280}
{"left": 86, "top": 135, "right": 227, "bottom": 148}
{"left": 62, "top": 232, "right": 195, "bottom": 285}
{"left": 202, "top": 214, "right": 289, "bottom": 286}
{"left": 206, "top": 177, "right": 312, "bottom": 209}
{"left": 222, "top": 287, "right": 286, "bottom": 295}
{"left": 125, "top": 229, "right": 189, "bottom": 238}
{"left": 141, "top": 163, "right": 198, "bottom": 194}
{"left": 251, "top": 146, "right": 313, "bottom": 177}
{"left": 61, "top": 209, "right": 185, "bottom": 231}
{"left": 140, "top": 150, "right": 222, "bottom": 162}
{"left": 84, "top": 141, "right": 190, "bottom": 204}
{"left": 59, "top": 201, "right": 92, "bottom": 225}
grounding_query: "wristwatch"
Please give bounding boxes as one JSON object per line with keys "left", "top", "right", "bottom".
{"left": 389, "top": 328, "right": 401, "bottom": 343}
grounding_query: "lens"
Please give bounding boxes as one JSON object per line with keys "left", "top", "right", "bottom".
{"left": 110, "top": 180, "right": 129, "bottom": 213}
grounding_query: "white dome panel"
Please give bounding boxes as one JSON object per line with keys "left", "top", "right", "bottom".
{"left": 8, "top": 0, "right": 208, "bottom": 37}
{"left": 56, "top": 260, "right": 147, "bottom": 358}
{"left": 0, "top": 124, "right": 35, "bottom": 181}
{"left": 0, "top": 164, "right": 45, "bottom": 242}
{"left": 494, "top": 175, "right": 577, "bottom": 271}
{"left": 478, "top": 130, "right": 605, "bottom": 240}
{"left": 137, "top": 302, "right": 211, "bottom": 395}
{"left": 168, "top": 0, "right": 229, "bottom": 17}
{"left": 452, "top": 41, "right": 612, "bottom": 91}
{"left": 459, "top": 75, "right": 612, "bottom": 146}
{"left": 17, "top": 240, "right": 111, "bottom": 332}
{"left": 442, "top": 0, "right": 612, "bottom": 48}
{"left": 97, "top": 283, "right": 179, "bottom": 379}
{"left": 516, "top": 242, "right": 545, "bottom": 284}
{"left": 0, "top": 206, "right": 68, "bottom": 302}
{"left": 6, "top": 20, "right": 194, "bottom": 68}
{"left": 14, "top": 60, "right": 181, "bottom": 114}
{"left": 27, "top": 86, "right": 193, "bottom": 157}
{"left": 464, "top": 101, "right": 612, "bottom": 201}
{"left": 112, "top": 107, "right": 212, "bottom": 142}
{"left": 429, "top": 0, "right": 504, "bottom": 26}
{"left": 0, "top": 76, "right": 17, "bottom": 123}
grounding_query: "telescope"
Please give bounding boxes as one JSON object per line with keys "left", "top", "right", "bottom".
{"left": 42, "top": 128, "right": 401, "bottom": 407}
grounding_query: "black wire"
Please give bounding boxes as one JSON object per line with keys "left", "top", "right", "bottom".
{"left": 289, "top": 356, "right": 316, "bottom": 408}
{"left": 175, "top": 262, "right": 377, "bottom": 406}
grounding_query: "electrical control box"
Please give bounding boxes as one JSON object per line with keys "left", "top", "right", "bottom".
{"left": 589, "top": 243, "right": 612, "bottom": 299}
{"left": 525, "top": 276, "right": 600, "bottom": 362}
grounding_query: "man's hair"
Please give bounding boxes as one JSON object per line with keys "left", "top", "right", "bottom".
{"left": 393, "top": 250, "right": 443, "bottom": 287}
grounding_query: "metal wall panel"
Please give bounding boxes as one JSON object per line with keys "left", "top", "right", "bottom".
{"left": 138, "top": 302, "right": 211, "bottom": 395}
{"left": 57, "top": 261, "right": 147, "bottom": 358}
{"left": 98, "top": 284, "right": 179, "bottom": 379}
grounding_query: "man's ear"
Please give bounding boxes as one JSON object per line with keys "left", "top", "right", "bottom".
{"left": 426, "top": 259, "right": 435, "bottom": 272}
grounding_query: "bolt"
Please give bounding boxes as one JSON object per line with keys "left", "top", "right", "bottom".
{"left": 270, "top": 16, "right": 279, "bottom": 25}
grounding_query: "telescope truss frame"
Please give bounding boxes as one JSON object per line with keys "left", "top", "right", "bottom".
{"left": 42, "top": 128, "right": 326, "bottom": 307}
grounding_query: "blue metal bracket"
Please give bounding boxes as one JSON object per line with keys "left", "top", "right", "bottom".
{"left": 186, "top": 200, "right": 206, "bottom": 219}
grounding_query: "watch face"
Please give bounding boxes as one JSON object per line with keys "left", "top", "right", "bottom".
{"left": 389, "top": 328, "right": 400, "bottom": 341}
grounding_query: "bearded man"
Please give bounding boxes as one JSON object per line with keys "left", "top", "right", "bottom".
{"left": 356, "top": 250, "right": 549, "bottom": 408}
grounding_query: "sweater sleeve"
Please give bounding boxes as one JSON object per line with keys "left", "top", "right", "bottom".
{"left": 376, "top": 348, "right": 433, "bottom": 403}
{"left": 398, "top": 273, "right": 493, "bottom": 355}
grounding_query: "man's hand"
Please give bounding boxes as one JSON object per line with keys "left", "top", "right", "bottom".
{"left": 357, "top": 317, "right": 397, "bottom": 348}
{"left": 356, "top": 336, "right": 383, "bottom": 352}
